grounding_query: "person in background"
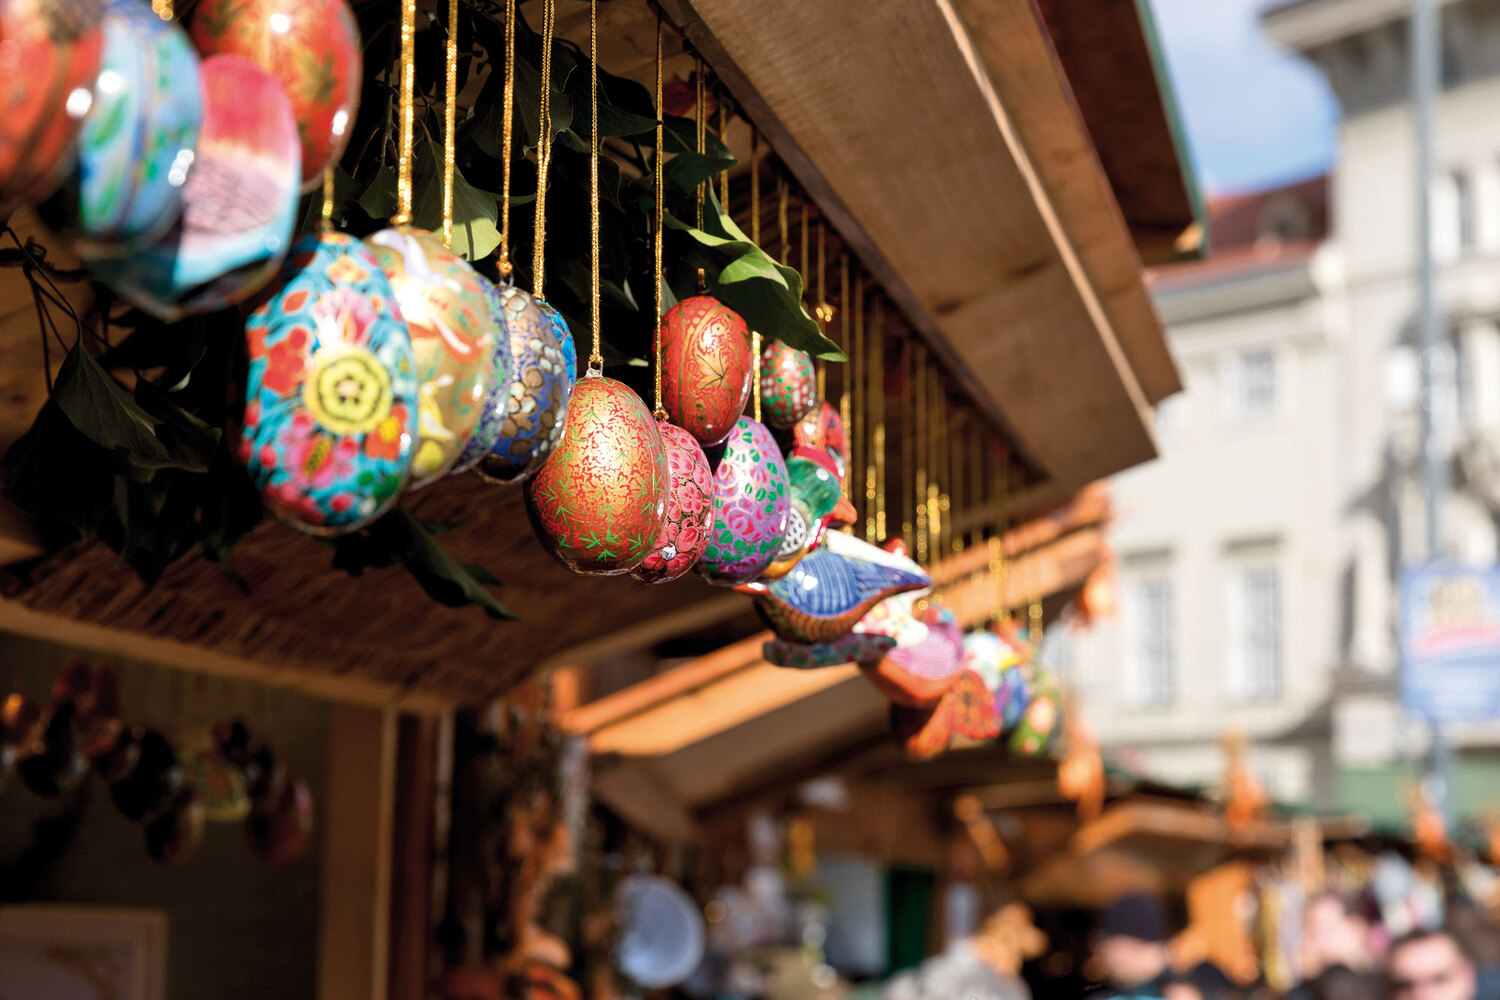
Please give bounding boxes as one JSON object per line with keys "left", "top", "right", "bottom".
{"left": 1386, "top": 929, "right": 1477, "bottom": 1000}
{"left": 1091, "top": 892, "right": 1173, "bottom": 999}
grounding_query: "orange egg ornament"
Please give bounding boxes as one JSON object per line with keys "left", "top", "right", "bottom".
{"left": 190, "top": 0, "right": 361, "bottom": 192}
{"left": 525, "top": 375, "right": 668, "bottom": 576}
{"left": 659, "top": 295, "right": 753, "bottom": 448}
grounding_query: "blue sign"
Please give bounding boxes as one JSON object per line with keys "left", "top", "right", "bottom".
{"left": 1400, "top": 563, "right": 1500, "bottom": 723}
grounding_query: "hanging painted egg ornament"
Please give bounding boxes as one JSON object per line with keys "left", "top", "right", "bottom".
{"left": 631, "top": 422, "right": 715, "bottom": 585}
{"left": 524, "top": 375, "right": 668, "bottom": 576}
{"left": 698, "top": 416, "right": 791, "bottom": 586}
{"left": 449, "top": 281, "right": 516, "bottom": 473}
{"left": 476, "top": 285, "right": 576, "bottom": 483}
{"left": 790, "top": 401, "right": 850, "bottom": 483}
{"left": 41, "top": 0, "right": 202, "bottom": 253}
{"left": 759, "top": 339, "right": 818, "bottom": 429}
{"left": 189, "top": 0, "right": 361, "bottom": 192}
{"left": 659, "top": 295, "right": 754, "bottom": 448}
{"left": 0, "top": 0, "right": 105, "bottom": 211}
{"left": 239, "top": 232, "right": 419, "bottom": 534}
{"left": 85, "top": 54, "right": 300, "bottom": 319}
{"left": 365, "top": 226, "right": 500, "bottom": 487}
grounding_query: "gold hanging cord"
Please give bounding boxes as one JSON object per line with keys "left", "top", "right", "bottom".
{"left": 778, "top": 177, "right": 790, "bottom": 266}
{"left": 870, "top": 299, "right": 886, "bottom": 543}
{"left": 152, "top": 0, "right": 171, "bottom": 19}
{"left": 902, "top": 337, "right": 915, "bottom": 553}
{"left": 442, "top": 0, "right": 459, "bottom": 248}
{"left": 392, "top": 0, "right": 419, "bottom": 226}
{"left": 814, "top": 221, "right": 827, "bottom": 399}
{"left": 586, "top": 0, "right": 602, "bottom": 375}
{"left": 718, "top": 99, "right": 730, "bottom": 209}
{"left": 854, "top": 273, "right": 866, "bottom": 532}
{"left": 989, "top": 440, "right": 1010, "bottom": 624}
{"left": 838, "top": 255, "right": 852, "bottom": 511}
{"left": 496, "top": 0, "right": 517, "bottom": 274}
{"left": 750, "top": 130, "right": 763, "bottom": 423}
{"left": 321, "top": 168, "right": 336, "bottom": 230}
{"left": 531, "top": 0, "right": 558, "bottom": 299}
{"left": 652, "top": 11, "right": 667, "bottom": 417}
{"left": 914, "top": 342, "right": 928, "bottom": 567}
{"left": 695, "top": 56, "right": 706, "bottom": 229}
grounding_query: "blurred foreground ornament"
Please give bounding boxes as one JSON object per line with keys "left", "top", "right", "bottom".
{"left": 0, "top": 0, "right": 105, "bottom": 211}
{"left": 87, "top": 53, "right": 300, "bottom": 319}
{"left": 1056, "top": 710, "right": 1105, "bottom": 822}
{"left": 41, "top": 0, "right": 201, "bottom": 253}
{"left": 189, "top": 0, "right": 362, "bottom": 191}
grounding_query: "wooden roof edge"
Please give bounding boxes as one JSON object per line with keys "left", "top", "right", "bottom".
{"left": 558, "top": 630, "right": 769, "bottom": 735}
{"left": 934, "top": 483, "right": 1111, "bottom": 585}
{"left": 1070, "top": 799, "right": 1299, "bottom": 858}
{"left": 0, "top": 598, "right": 454, "bottom": 715}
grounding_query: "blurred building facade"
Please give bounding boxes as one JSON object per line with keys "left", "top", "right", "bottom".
{"left": 1069, "top": 0, "right": 1500, "bottom": 817}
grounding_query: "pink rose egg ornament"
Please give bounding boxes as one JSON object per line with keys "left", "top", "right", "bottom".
{"left": 697, "top": 416, "right": 791, "bottom": 587}
{"left": 631, "top": 421, "right": 715, "bottom": 585}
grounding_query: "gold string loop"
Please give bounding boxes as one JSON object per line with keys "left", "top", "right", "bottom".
{"left": 652, "top": 12, "right": 667, "bottom": 418}
{"left": 532, "top": 0, "right": 557, "bottom": 299}
{"left": 586, "top": 0, "right": 602, "bottom": 375}
{"left": 694, "top": 56, "right": 706, "bottom": 229}
{"left": 497, "top": 0, "right": 517, "bottom": 275}
{"left": 392, "top": 0, "right": 418, "bottom": 226}
{"left": 750, "top": 130, "right": 762, "bottom": 423}
{"left": 320, "top": 167, "right": 335, "bottom": 231}
{"left": 442, "top": 0, "right": 458, "bottom": 249}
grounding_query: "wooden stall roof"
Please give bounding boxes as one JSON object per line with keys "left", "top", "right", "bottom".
{"left": 0, "top": 0, "right": 1187, "bottom": 708}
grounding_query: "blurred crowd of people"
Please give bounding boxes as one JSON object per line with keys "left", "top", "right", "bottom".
{"left": 1089, "top": 891, "right": 1500, "bottom": 1000}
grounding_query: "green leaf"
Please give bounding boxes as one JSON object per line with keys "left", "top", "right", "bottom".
{"left": 665, "top": 190, "right": 841, "bottom": 359}
{"left": 134, "top": 379, "right": 221, "bottom": 475}
{"left": 2, "top": 398, "right": 115, "bottom": 540}
{"left": 52, "top": 346, "right": 173, "bottom": 466}
{"left": 335, "top": 510, "right": 518, "bottom": 620}
{"left": 658, "top": 151, "right": 737, "bottom": 199}
{"left": 411, "top": 137, "right": 502, "bottom": 260}
{"left": 358, "top": 165, "right": 398, "bottom": 220}
{"left": 514, "top": 49, "right": 574, "bottom": 149}
{"left": 661, "top": 114, "right": 731, "bottom": 158}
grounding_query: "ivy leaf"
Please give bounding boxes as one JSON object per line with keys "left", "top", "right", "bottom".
{"left": 51, "top": 346, "right": 174, "bottom": 467}
{"left": 2, "top": 398, "right": 115, "bottom": 541}
{"left": 134, "top": 379, "right": 221, "bottom": 475}
{"left": 666, "top": 190, "right": 841, "bottom": 359}
{"left": 514, "top": 48, "right": 574, "bottom": 149}
{"left": 412, "top": 137, "right": 502, "bottom": 260}
{"left": 358, "top": 165, "right": 398, "bottom": 221}
{"left": 564, "top": 65, "right": 656, "bottom": 139}
{"left": 333, "top": 510, "right": 517, "bottom": 620}
{"left": 661, "top": 114, "right": 731, "bottom": 158}
{"left": 659, "top": 151, "right": 737, "bottom": 198}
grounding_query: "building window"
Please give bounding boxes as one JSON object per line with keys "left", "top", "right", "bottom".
{"left": 1229, "top": 565, "right": 1282, "bottom": 702}
{"left": 1231, "top": 350, "right": 1276, "bottom": 419}
{"left": 1125, "top": 572, "right": 1175, "bottom": 708}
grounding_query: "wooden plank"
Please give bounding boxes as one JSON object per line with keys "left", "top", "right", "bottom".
{"left": 388, "top": 714, "right": 443, "bottom": 1000}
{"left": 588, "top": 662, "right": 862, "bottom": 757}
{"left": 657, "top": 0, "right": 1164, "bottom": 494}
{"left": 318, "top": 705, "right": 399, "bottom": 1000}
{"left": 591, "top": 759, "right": 701, "bottom": 842}
{"left": 0, "top": 598, "right": 453, "bottom": 713}
{"left": 1070, "top": 799, "right": 1295, "bottom": 858}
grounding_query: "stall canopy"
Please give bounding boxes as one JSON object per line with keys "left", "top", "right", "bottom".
{"left": 0, "top": 0, "right": 1196, "bottom": 709}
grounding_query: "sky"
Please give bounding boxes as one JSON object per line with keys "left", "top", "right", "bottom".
{"left": 1147, "top": 0, "right": 1340, "bottom": 196}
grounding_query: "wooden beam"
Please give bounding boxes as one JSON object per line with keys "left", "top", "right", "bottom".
{"left": 588, "top": 662, "right": 862, "bottom": 757}
{"left": 657, "top": 0, "right": 1165, "bottom": 494}
{"left": 1070, "top": 799, "right": 1295, "bottom": 858}
{"left": 591, "top": 758, "right": 701, "bottom": 842}
{"left": 536, "top": 593, "right": 748, "bottom": 673}
{"left": 0, "top": 599, "right": 453, "bottom": 714}
{"left": 319, "top": 705, "right": 399, "bottom": 1000}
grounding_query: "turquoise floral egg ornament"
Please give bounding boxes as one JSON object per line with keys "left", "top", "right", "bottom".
{"left": 42, "top": 0, "right": 203, "bottom": 254}
{"left": 239, "top": 232, "right": 419, "bottom": 535}
{"left": 698, "top": 416, "right": 791, "bottom": 586}
{"left": 476, "top": 286, "right": 577, "bottom": 484}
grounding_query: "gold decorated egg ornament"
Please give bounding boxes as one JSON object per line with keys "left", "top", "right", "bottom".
{"left": 659, "top": 295, "right": 753, "bottom": 448}
{"left": 524, "top": 374, "right": 668, "bottom": 576}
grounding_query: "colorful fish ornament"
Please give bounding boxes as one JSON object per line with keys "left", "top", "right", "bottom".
{"left": 41, "top": 0, "right": 202, "bottom": 253}
{"left": 891, "top": 670, "right": 1002, "bottom": 760}
{"left": 860, "top": 601, "right": 965, "bottom": 708}
{"left": 742, "top": 529, "right": 930, "bottom": 644}
{"left": 763, "top": 632, "right": 896, "bottom": 671}
{"left": 239, "top": 232, "right": 418, "bottom": 533}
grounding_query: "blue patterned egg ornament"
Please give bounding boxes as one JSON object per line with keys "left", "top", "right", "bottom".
{"left": 475, "top": 286, "right": 577, "bottom": 484}
{"left": 238, "top": 232, "right": 418, "bottom": 535}
{"left": 449, "top": 280, "right": 516, "bottom": 473}
{"left": 87, "top": 54, "right": 300, "bottom": 320}
{"left": 41, "top": 0, "right": 202, "bottom": 254}
{"left": 994, "top": 663, "right": 1031, "bottom": 732}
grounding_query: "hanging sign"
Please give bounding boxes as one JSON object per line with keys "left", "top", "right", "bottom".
{"left": 1399, "top": 562, "right": 1500, "bottom": 722}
